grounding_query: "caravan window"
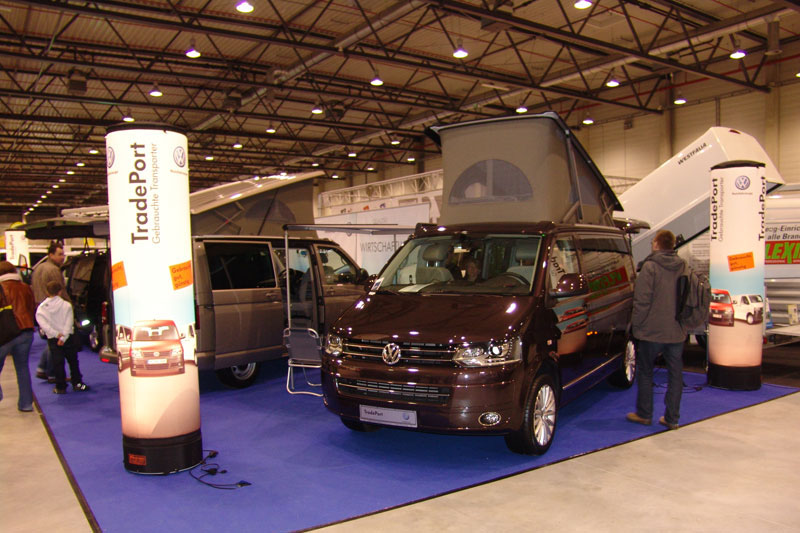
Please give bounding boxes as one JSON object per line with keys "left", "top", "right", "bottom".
{"left": 449, "top": 159, "right": 532, "bottom": 204}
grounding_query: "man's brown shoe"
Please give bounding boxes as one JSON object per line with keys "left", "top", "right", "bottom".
{"left": 659, "top": 416, "right": 678, "bottom": 430}
{"left": 626, "top": 412, "right": 652, "bottom": 426}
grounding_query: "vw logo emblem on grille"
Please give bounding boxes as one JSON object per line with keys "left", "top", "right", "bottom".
{"left": 382, "top": 343, "right": 401, "bottom": 365}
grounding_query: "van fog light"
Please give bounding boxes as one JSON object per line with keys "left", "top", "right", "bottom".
{"left": 479, "top": 412, "right": 502, "bottom": 426}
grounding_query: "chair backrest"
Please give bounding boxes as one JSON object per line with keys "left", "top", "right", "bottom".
{"left": 505, "top": 245, "right": 538, "bottom": 283}
{"left": 283, "top": 327, "right": 322, "bottom": 364}
{"left": 416, "top": 266, "right": 453, "bottom": 284}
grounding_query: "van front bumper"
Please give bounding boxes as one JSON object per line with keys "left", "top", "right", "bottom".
{"left": 321, "top": 356, "right": 525, "bottom": 434}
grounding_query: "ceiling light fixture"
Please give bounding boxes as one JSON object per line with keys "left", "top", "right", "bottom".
{"left": 233, "top": 142, "right": 243, "bottom": 149}
{"left": 122, "top": 109, "right": 134, "bottom": 122}
{"left": 40, "top": 195, "right": 47, "bottom": 199}
{"left": 52, "top": 184, "right": 59, "bottom": 189}
{"left": 452, "top": 39, "right": 468, "bottom": 59}
{"left": 311, "top": 102, "right": 323, "bottom": 114}
{"left": 311, "top": 162, "right": 319, "bottom": 167}
{"left": 149, "top": 83, "right": 163, "bottom": 97}
{"left": 66, "top": 170, "right": 75, "bottom": 175}
{"left": 205, "top": 155, "right": 214, "bottom": 161}
{"left": 730, "top": 39, "right": 746, "bottom": 59}
{"left": 58, "top": 178, "right": 66, "bottom": 183}
{"left": 235, "top": 0, "right": 254, "bottom": 13}
{"left": 574, "top": 0, "right": 592, "bottom": 8}
{"left": 46, "top": 190, "right": 52, "bottom": 195}
{"left": 673, "top": 93, "right": 687, "bottom": 105}
{"left": 606, "top": 75, "right": 619, "bottom": 88}
{"left": 582, "top": 115, "right": 594, "bottom": 125}
{"left": 331, "top": 174, "right": 339, "bottom": 179}
{"left": 367, "top": 166, "right": 375, "bottom": 171}
{"left": 370, "top": 71, "right": 383, "bottom": 86}
{"left": 515, "top": 104, "right": 528, "bottom": 114}
{"left": 348, "top": 150, "right": 357, "bottom": 157}
{"left": 185, "top": 40, "right": 201, "bottom": 59}
{"left": 88, "top": 148, "right": 99, "bottom": 155}
{"left": 265, "top": 124, "right": 276, "bottom": 133}
{"left": 407, "top": 157, "right": 416, "bottom": 162}
{"left": 390, "top": 139, "right": 400, "bottom": 145}
{"left": 76, "top": 162, "right": 85, "bottom": 167}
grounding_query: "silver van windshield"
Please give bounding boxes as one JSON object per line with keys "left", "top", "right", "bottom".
{"left": 377, "top": 234, "right": 541, "bottom": 295}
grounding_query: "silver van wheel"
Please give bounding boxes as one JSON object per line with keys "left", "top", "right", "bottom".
{"left": 216, "top": 362, "right": 260, "bottom": 388}
{"left": 533, "top": 383, "right": 556, "bottom": 446}
{"left": 504, "top": 373, "right": 558, "bottom": 455}
{"left": 746, "top": 313, "right": 754, "bottom": 324}
{"left": 609, "top": 340, "right": 636, "bottom": 389}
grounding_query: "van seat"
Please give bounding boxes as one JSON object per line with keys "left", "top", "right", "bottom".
{"left": 416, "top": 266, "right": 453, "bottom": 284}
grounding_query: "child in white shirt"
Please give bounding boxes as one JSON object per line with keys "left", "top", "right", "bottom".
{"left": 35, "top": 280, "right": 89, "bottom": 393}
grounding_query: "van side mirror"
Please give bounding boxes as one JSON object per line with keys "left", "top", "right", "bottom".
{"left": 550, "top": 273, "right": 588, "bottom": 298}
{"left": 364, "top": 273, "right": 378, "bottom": 290}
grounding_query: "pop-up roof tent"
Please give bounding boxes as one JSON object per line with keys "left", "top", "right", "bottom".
{"left": 428, "top": 112, "right": 621, "bottom": 227}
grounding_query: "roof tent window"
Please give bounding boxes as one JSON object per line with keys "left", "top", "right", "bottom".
{"left": 449, "top": 159, "right": 532, "bottom": 204}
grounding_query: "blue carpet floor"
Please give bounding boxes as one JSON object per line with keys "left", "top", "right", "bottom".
{"left": 29, "top": 337, "right": 797, "bottom": 532}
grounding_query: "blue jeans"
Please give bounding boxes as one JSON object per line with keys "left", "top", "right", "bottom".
{"left": 37, "top": 338, "right": 53, "bottom": 376}
{"left": 0, "top": 330, "right": 35, "bottom": 410}
{"left": 635, "top": 340, "right": 684, "bottom": 425}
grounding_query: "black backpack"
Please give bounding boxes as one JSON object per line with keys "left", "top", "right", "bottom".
{"left": 675, "top": 266, "right": 711, "bottom": 331}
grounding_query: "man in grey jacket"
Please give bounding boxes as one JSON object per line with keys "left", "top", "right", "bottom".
{"left": 626, "top": 230, "right": 687, "bottom": 430}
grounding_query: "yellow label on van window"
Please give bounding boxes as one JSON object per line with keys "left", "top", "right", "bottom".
{"left": 727, "top": 252, "right": 755, "bottom": 272}
{"left": 111, "top": 261, "right": 128, "bottom": 291}
{"left": 169, "top": 260, "right": 193, "bottom": 291}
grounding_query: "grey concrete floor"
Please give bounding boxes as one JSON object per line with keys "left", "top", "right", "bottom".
{"left": 2, "top": 349, "right": 799, "bottom": 533}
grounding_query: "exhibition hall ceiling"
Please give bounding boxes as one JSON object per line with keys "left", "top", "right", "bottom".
{"left": 2, "top": 0, "right": 800, "bottom": 217}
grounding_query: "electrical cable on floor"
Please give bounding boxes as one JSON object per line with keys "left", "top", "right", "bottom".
{"left": 189, "top": 449, "right": 252, "bottom": 490}
{"left": 652, "top": 366, "right": 704, "bottom": 393}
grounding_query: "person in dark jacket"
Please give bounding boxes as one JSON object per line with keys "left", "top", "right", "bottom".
{"left": 626, "top": 230, "right": 687, "bottom": 430}
{"left": 31, "top": 241, "right": 68, "bottom": 382}
{"left": 0, "top": 260, "right": 36, "bottom": 412}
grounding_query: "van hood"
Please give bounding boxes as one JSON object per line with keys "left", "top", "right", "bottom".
{"left": 331, "top": 292, "right": 534, "bottom": 345}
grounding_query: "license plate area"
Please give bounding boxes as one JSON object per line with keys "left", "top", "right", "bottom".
{"left": 359, "top": 404, "right": 417, "bottom": 428}
{"left": 147, "top": 358, "right": 167, "bottom": 365}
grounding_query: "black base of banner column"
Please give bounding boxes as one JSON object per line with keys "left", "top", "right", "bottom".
{"left": 123, "top": 430, "right": 203, "bottom": 474}
{"left": 708, "top": 363, "right": 761, "bottom": 391}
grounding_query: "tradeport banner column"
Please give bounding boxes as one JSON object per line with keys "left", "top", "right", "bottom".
{"left": 707, "top": 160, "right": 765, "bottom": 390}
{"left": 105, "top": 123, "right": 202, "bottom": 473}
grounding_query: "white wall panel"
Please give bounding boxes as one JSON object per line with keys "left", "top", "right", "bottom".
{"left": 674, "top": 101, "right": 716, "bottom": 151}
{"left": 720, "top": 92, "right": 766, "bottom": 141}
{"left": 779, "top": 83, "right": 800, "bottom": 183}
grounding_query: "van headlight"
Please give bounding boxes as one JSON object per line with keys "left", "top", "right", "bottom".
{"left": 325, "top": 334, "right": 343, "bottom": 356}
{"left": 454, "top": 338, "right": 522, "bottom": 367}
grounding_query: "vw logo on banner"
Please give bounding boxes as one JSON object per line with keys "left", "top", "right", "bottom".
{"left": 381, "top": 343, "right": 402, "bottom": 365}
{"left": 735, "top": 174, "right": 751, "bottom": 190}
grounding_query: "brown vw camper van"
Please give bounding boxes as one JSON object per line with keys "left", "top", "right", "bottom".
{"left": 322, "top": 221, "right": 636, "bottom": 454}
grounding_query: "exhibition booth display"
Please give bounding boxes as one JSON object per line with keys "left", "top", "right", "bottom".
{"left": 105, "top": 124, "right": 202, "bottom": 473}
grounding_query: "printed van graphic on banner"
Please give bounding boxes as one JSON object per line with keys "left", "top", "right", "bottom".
{"left": 708, "top": 162, "right": 765, "bottom": 378}
{"left": 106, "top": 126, "right": 200, "bottom": 441}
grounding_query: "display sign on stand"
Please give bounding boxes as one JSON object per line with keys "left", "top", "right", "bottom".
{"left": 105, "top": 123, "right": 202, "bottom": 473}
{"left": 4, "top": 230, "right": 29, "bottom": 269}
{"left": 707, "top": 160, "right": 765, "bottom": 390}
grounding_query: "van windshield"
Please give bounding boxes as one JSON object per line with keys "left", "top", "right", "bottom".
{"left": 376, "top": 234, "right": 541, "bottom": 295}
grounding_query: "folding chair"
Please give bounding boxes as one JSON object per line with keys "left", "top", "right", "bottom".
{"left": 284, "top": 327, "right": 323, "bottom": 397}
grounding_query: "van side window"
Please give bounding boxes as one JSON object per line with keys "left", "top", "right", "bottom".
{"left": 319, "top": 247, "right": 358, "bottom": 285}
{"left": 205, "top": 242, "right": 276, "bottom": 290}
{"left": 577, "top": 234, "right": 633, "bottom": 292}
{"left": 548, "top": 236, "right": 579, "bottom": 289}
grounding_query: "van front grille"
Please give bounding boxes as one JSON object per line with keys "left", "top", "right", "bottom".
{"left": 336, "top": 378, "right": 450, "bottom": 405}
{"left": 342, "top": 338, "right": 455, "bottom": 365}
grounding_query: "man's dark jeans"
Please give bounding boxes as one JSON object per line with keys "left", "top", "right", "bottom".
{"left": 635, "top": 340, "right": 684, "bottom": 425}
{"left": 48, "top": 336, "right": 82, "bottom": 391}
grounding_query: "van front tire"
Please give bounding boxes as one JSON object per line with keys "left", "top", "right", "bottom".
{"left": 216, "top": 362, "right": 260, "bottom": 388}
{"left": 505, "top": 373, "right": 557, "bottom": 455}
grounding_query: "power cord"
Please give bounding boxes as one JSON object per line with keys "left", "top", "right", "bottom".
{"left": 189, "top": 449, "right": 252, "bottom": 490}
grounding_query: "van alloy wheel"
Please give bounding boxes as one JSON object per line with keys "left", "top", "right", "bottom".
{"left": 746, "top": 313, "right": 754, "bottom": 325}
{"left": 608, "top": 340, "right": 636, "bottom": 389}
{"left": 504, "top": 373, "right": 558, "bottom": 455}
{"left": 216, "top": 362, "right": 260, "bottom": 388}
{"left": 532, "top": 383, "right": 556, "bottom": 446}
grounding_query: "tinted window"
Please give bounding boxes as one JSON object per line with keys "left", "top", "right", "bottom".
{"left": 548, "top": 235, "right": 580, "bottom": 289}
{"left": 319, "top": 247, "right": 358, "bottom": 285}
{"left": 577, "top": 234, "right": 633, "bottom": 293}
{"left": 205, "top": 242, "right": 276, "bottom": 290}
